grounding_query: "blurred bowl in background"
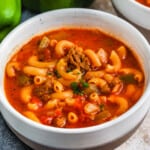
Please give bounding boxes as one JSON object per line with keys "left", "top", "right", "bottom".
{"left": 112, "top": 0, "right": 150, "bottom": 30}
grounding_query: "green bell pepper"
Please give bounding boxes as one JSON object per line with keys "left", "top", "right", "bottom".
{"left": 0, "top": 0, "right": 21, "bottom": 41}
{"left": 22, "top": 0, "right": 93, "bottom": 12}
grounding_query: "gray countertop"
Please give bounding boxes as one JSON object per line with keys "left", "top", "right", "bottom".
{"left": 1, "top": 0, "right": 150, "bottom": 150}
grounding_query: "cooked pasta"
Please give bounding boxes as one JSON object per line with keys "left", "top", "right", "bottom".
{"left": 23, "top": 111, "right": 40, "bottom": 123}
{"left": 97, "top": 48, "right": 108, "bottom": 64}
{"left": 55, "top": 40, "right": 74, "bottom": 57}
{"left": 89, "top": 92, "right": 100, "bottom": 103}
{"left": 68, "top": 112, "right": 78, "bottom": 124}
{"left": 50, "top": 90, "right": 73, "bottom": 99}
{"left": 106, "top": 50, "right": 121, "bottom": 73}
{"left": 84, "top": 49, "right": 102, "bottom": 67}
{"left": 6, "top": 62, "right": 20, "bottom": 77}
{"left": 53, "top": 80, "right": 64, "bottom": 92}
{"left": 108, "top": 96, "right": 128, "bottom": 115}
{"left": 20, "top": 85, "right": 32, "bottom": 103}
{"left": 84, "top": 71, "right": 105, "bottom": 80}
{"left": 44, "top": 99, "right": 58, "bottom": 109}
{"left": 27, "top": 102, "right": 39, "bottom": 111}
{"left": 65, "top": 97, "right": 76, "bottom": 106}
{"left": 34, "top": 76, "right": 47, "bottom": 85}
{"left": 56, "top": 58, "right": 77, "bottom": 80}
{"left": 116, "top": 46, "right": 127, "bottom": 59}
{"left": 5, "top": 28, "right": 144, "bottom": 128}
{"left": 23, "top": 66, "right": 47, "bottom": 76}
{"left": 28, "top": 55, "right": 56, "bottom": 68}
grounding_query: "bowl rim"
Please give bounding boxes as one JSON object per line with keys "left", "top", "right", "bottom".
{"left": 132, "top": 0, "right": 150, "bottom": 11}
{"left": 0, "top": 8, "right": 150, "bottom": 134}
{"left": 113, "top": 0, "right": 150, "bottom": 11}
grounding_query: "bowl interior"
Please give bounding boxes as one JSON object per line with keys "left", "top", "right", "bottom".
{"left": 0, "top": 8, "right": 150, "bottom": 132}
{"left": 0, "top": 8, "right": 150, "bottom": 150}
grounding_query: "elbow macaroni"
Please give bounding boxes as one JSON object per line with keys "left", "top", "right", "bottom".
{"left": 23, "top": 66, "right": 47, "bottom": 76}
{"left": 97, "top": 48, "right": 108, "bottom": 64}
{"left": 89, "top": 92, "right": 100, "bottom": 102}
{"left": 44, "top": 99, "right": 58, "bottom": 109}
{"left": 106, "top": 50, "right": 121, "bottom": 72}
{"left": 68, "top": 112, "right": 78, "bottom": 124}
{"left": 84, "top": 49, "right": 101, "bottom": 67}
{"left": 108, "top": 96, "right": 128, "bottom": 115}
{"left": 65, "top": 97, "right": 76, "bottom": 106}
{"left": 50, "top": 90, "right": 73, "bottom": 99}
{"left": 20, "top": 85, "right": 32, "bottom": 103}
{"left": 88, "top": 77, "right": 107, "bottom": 88}
{"left": 116, "top": 46, "right": 127, "bottom": 59}
{"left": 55, "top": 40, "right": 74, "bottom": 57}
{"left": 34, "top": 75, "right": 47, "bottom": 85}
{"left": 6, "top": 62, "right": 20, "bottom": 77}
{"left": 5, "top": 29, "right": 144, "bottom": 128}
{"left": 53, "top": 80, "right": 64, "bottom": 92}
{"left": 28, "top": 56, "right": 56, "bottom": 68}
{"left": 84, "top": 71, "right": 105, "bottom": 80}
{"left": 24, "top": 111, "right": 40, "bottom": 123}
{"left": 56, "top": 58, "right": 76, "bottom": 80}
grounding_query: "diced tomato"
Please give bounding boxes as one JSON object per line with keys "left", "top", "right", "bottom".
{"left": 40, "top": 115, "right": 53, "bottom": 125}
{"left": 79, "top": 112, "right": 86, "bottom": 122}
{"left": 54, "top": 108, "right": 62, "bottom": 117}
{"left": 74, "top": 100, "right": 82, "bottom": 110}
{"left": 74, "top": 96, "right": 85, "bottom": 110}
{"left": 44, "top": 48, "right": 51, "bottom": 61}
{"left": 78, "top": 110, "right": 92, "bottom": 123}
{"left": 31, "top": 96, "right": 43, "bottom": 107}
{"left": 75, "top": 95, "right": 86, "bottom": 101}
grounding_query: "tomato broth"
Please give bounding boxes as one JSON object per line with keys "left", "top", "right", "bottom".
{"left": 5, "top": 28, "right": 144, "bottom": 128}
{"left": 135, "top": 0, "right": 150, "bottom": 7}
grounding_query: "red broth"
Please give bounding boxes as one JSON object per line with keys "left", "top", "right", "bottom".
{"left": 4, "top": 28, "right": 144, "bottom": 128}
{"left": 135, "top": 0, "right": 150, "bottom": 7}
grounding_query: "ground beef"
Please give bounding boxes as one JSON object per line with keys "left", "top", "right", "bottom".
{"left": 66, "top": 47, "right": 91, "bottom": 72}
{"left": 32, "top": 78, "right": 53, "bottom": 101}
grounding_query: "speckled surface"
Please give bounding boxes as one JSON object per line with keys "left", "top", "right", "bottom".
{"left": 0, "top": 0, "right": 150, "bottom": 150}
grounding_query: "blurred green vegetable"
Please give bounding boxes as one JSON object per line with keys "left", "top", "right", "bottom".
{"left": 0, "top": 0, "right": 21, "bottom": 41}
{"left": 22, "top": 0, "right": 93, "bottom": 12}
{"left": 119, "top": 74, "right": 137, "bottom": 84}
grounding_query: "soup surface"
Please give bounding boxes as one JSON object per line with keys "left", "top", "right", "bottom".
{"left": 135, "top": 0, "right": 150, "bottom": 7}
{"left": 5, "top": 28, "right": 144, "bottom": 128}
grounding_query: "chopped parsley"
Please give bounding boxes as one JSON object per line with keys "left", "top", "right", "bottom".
{"left": 70, "top": 80, "right": 89, "bottom": 95}
{"left": 80, "top": 80, "right": 89, "bottom": 88}
{"left": 70, "top": 82, "right": 81, "bottom": 94}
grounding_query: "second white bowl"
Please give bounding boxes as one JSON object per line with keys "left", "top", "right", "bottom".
{"left": 112, "top": 0, "right": 150, "bottom": 30}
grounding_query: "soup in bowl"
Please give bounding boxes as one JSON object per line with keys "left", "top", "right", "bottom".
{"left": 0, "top": 8, "right": 150, "bottom": 149}
{"left": 5, "top": 27, "right": 145, "bottom": 128}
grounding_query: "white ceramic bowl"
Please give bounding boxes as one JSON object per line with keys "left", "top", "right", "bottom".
{"left": 112, "top": 0, "right": 150, "bottom": 30}
{"left": 0, "top": 8, "right": 150, "bottom": 150}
